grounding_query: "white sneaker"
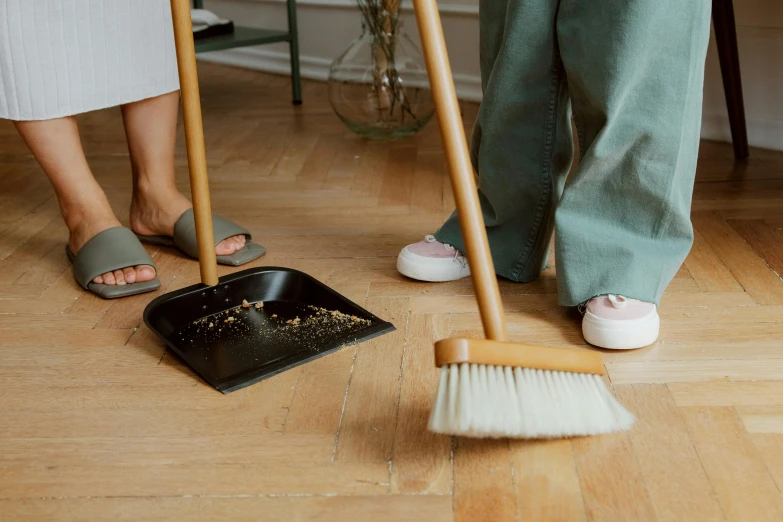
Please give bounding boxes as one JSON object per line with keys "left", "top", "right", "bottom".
{"left": 397, "top": 235, "right": 471, "bottom": 282}
{"left": 582, "top": 294, "right": 659, "bottom": 350}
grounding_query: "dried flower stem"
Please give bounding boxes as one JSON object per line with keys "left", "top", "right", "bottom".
{"left": 356, "top": 0, "right": 416, "bottom": 122}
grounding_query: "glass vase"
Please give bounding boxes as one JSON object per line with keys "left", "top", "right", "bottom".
{"left": 328, "top": 14, "right": 435, "bottom": 139}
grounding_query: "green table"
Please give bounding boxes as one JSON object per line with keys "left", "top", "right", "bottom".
{"left": 192, "top": 0, "right": 302, "bottom": 104}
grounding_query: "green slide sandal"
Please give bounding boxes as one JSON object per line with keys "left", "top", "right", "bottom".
{"left": 136, "top": 209, "right": 266, "bottom": 267}
{"left": 66, "top": 227, "right": 162, "bottom": 299}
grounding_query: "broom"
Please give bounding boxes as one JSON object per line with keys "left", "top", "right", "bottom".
{"left": 411, "top": 0, "right": 635, "bottom": 439}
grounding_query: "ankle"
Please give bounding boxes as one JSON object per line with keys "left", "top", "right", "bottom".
{"left": 64, "top": 209, "right": 122, "bottom": 253}
{"left": 60, "top": 195, "right": 116, "bottom": 233}
{"left": 132, "top": 175, "right": 181, "bottom": 205}
{"left": 129, "top": 190, "right": 191, "bottom": 238}
{"left": 131, "top": 184, "right": 189, "bottom": 221}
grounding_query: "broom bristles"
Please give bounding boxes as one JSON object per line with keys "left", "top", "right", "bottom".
{"left": 428, "top": 363, "right": 635, "bottom": 439}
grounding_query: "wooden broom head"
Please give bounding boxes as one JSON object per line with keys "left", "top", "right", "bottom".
{"left": 434, "top": 338, "right": 605, "bottom": 376}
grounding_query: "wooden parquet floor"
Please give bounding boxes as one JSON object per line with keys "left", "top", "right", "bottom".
{"left": 1, "top": 63, "right": 783, "bottom": 521}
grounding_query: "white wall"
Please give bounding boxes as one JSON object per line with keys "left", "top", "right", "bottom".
{"left": 198, "top": 0, "right": 783, "bottom": 151}
{"left": 702, "top": 0, "right": 783, "bottom": 151}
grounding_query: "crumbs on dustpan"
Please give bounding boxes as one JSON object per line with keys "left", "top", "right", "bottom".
{"left": 185, "top": 301, "right": 372, "bottom": 343}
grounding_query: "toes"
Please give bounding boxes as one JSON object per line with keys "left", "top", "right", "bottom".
{"left": 216, "top": 239, "right": 236, "bottom": 256}
{"left": 93, "top": 267, "right": 154, "bottom": 286}
{"left": 230, "top": 235, "right": 245, "bottom": 251}
{"left": 214, "top": 236, "right": 246, "bottom": 256}
{"left": 135, "top": 265, "right": 156, "bottom": 282}
{"left": 123, "top": 267, "right": 137, "bottom": 284}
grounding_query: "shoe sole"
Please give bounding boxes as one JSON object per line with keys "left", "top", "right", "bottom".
{"left": 582, "top": 308, "right": 660, "bottom": 350}
{"left": 396, "top": 248, "right": 471, "bottom": 282}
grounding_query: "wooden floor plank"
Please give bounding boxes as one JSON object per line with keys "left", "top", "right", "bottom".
{"left": 0, "top": 313, "right": 102, "bottom": 330}
{"left": 0, "top": 495, "right": 454, "bottom": 522}
{"left": 691, "top": 211, "right": 783, "bottom": 305}
{"left": 751, "top": 434, "right": 783, "bottom": 494}
{"left": 683, "top": 228, "right": 744, "bottom": 292}
{"left": 572, "top": 431, "right": 657, "bottom": 522}
{"left": 0, "top": 434, "right": 335, "bottom": 467}
{"left": 736, "top": 405, "right": 783, "bottom": 434}
{"left": 669, "top": 381, "right": 783, "bottom": 407}
{"left": 295, "top": 133, "right": 340, "bottom": 186}
{"left": 390, "top": 314, "right": 452, "bottom": 494}
{"left": 322, "top": 137, "right": 364, "bottom": 190}
{"left": 681, "top": 407, "right": 783, "bottom": 521}
{"left": 350, "top": 141, "right": 390, "bottom": 197}
{"left": 410, "top": 151, "right": 446, "bottom": 215}
{"left": 0, "top": 462, "right": 390, "bottom": 499}
{"left": 512, "top": 439, "right": 587, "bottom": 522}
{"left": 453, "top": 438, "right": 516, "bottom": 522}
{"left": 0, "top": 285, "right": 46, "bottom": 299}
{"left": 729, "top": 219, "right": 783, "bottom": 278}
{"left": 283, "top": 347, "right": 356, "bottom": 435}
{"left": 606, "top": 359, "right": 783, "bottom": 385}
{"left": 0, "top": 218, "right": 67, "bottom": 285}
{"left": 0, "top": 296, "right": 75, "bottom": 314}
{"left": 614, "top": 385, "right": 725, "bottom": 522}
{"left": 378, "top": 145, "right": 417, "bottom": 208}
{"left": 335, "top": 297, "right": 409, "bottom": 463}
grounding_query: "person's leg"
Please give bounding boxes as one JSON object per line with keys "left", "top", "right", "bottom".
{"left": 555, "top": 0, "right": 711, "bottom": 307}
{"left": 122, "top": 91, "right": 245, "bottom": 255}
{"left": 398, "top": 0, "right": 574, "bottom": 283}
{"left": 13, "top": 118, "right": 155, "bottom": 286}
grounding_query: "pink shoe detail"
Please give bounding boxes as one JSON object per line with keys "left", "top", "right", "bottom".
{"left": 586, "top": 294, "right": 656, "bottom": 321}
{"left": 407, "top": 235, "right": 460, "bottom": 259}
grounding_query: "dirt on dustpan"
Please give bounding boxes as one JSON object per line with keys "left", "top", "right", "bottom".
{"left": 177, "top": 300, "right": 374, "bottom": 365}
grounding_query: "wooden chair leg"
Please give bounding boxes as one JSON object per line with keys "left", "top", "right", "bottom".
{"left": 712, "top": 0, "right": 749, "bottom": 160}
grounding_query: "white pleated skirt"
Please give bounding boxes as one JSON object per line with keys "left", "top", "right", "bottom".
{"left": 0, "top": 0, "right": 180, "bottom": 121}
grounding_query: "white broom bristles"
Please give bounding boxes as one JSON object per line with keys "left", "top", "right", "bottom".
{"left": 428, "top": 363, "right": 635, "bottom": 439}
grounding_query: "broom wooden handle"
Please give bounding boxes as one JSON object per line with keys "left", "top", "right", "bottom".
{"left": 170, "top": 0, "right": 219, "bottom": 287}
{"left": 412, "top": 0, "right": 508, "bottom": 342}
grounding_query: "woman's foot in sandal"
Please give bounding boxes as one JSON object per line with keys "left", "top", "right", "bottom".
{"left": 67, "top": 207, "right": 157, "bottom": 286}
{"left": 129, "top": 184, "right": 246, "bottom": 257}
{"left": 12, "top": 116, "right": 156, "bottom": 287}
{"left": 122, "top": 92, "right": 262, "bottom": 265}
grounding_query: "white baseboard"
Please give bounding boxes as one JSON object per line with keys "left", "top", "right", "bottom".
{"left": 243, "top": 0, "right": 479, "bottom": 16}
{"left": 198, "top": 46, "right": 330, "bottom": 82}
{"left": 197, "top": 46, "right": 484, "bottom": 102}
{"left": 700, "top": 113, "right": 783, "bottom": 152}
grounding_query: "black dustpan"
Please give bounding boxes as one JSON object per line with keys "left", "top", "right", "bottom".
{"left": 143, "top": 267, "right": 395, "bottom": 393}
{"left": 143, "top": 0, "right": 395, "bottom": 393}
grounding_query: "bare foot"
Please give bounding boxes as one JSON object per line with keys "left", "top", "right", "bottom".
{"left": 68, "top": 211, "right": 157, "bottom": 286}
{"left": 130, "top": 187, "right": 246, "bottom": 256}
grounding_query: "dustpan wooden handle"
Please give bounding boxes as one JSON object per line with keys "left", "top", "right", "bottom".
{"left": 170, "top": 0, "right": 219, "bottom": 287}
{"left": 412, "top": 0, "right": 508, "bottom": 342}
